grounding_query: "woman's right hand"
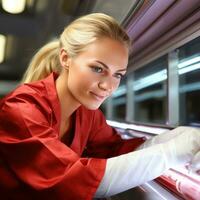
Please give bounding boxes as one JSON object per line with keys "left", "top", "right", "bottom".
{"left": 164, "top": 126, "right": 200, "bottom": 167}
{"left": 95, "top": 126, "right": 200, "bottom": 198}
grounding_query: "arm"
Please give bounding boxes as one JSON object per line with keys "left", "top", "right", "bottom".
{"left": 95, "top": 126, "right": 200, "bottom": 197}
{"left": 82, "top": 109, "right": 200, "bottom": 197}
{"left": 136, "top": 128, "right": 181, "bottom": 150}
{"left": 83, "top": 109, "right": 145, "bottom": 158}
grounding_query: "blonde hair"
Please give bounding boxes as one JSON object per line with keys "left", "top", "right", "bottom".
{"left": 21, "top": 13, "right": 130, "bottom": 83}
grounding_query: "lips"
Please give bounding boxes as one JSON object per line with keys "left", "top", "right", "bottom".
{"left": 90, "top": 92, "right": 108, "bottom": 101}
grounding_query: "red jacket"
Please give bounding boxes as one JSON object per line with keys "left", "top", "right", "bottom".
{"left": 0, "top": 73, "right": 144, "bottom": 200}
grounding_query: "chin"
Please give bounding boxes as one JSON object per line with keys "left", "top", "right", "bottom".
{"left": 83, "top": 102, "right": 101, "bottom": 110}
{"left": 85, "top": 105, "right": 100, "bottom": 110}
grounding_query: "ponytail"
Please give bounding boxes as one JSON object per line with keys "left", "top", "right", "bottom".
{"left": 21, "top": 40, "right": 61, "bottom": 83}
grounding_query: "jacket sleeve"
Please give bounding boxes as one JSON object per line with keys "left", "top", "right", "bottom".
{"left": 83, "top": 109, "right": 145, "bottom": 158}
{"left": 0, "top": 95, "right": 106, "bottom": 200}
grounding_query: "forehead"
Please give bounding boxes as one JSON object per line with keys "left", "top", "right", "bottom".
{"left": 74, "top": 37, "right": 129, "bottom": 68}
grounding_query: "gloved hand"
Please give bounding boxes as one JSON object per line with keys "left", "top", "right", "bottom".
{"left": 165, "top": 126, "right": 200, "bottom": 165}
{"left": 189, "top": 151, "right": 200, "bottom": 174}
{"left": 137, "top": 127, "right": 183, "bottom": 150}
{"left": 95, "top": 126, "right": 200, "bottom": 198}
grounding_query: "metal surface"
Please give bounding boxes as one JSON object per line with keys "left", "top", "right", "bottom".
{"left": 126, "top": 73, "right": 135, "bottom": 122}
{"left": 168, "top": 50, "right": 179, "bottom": 126}
{"left": 107, "top": 181, "right": 180, "bottom": 200}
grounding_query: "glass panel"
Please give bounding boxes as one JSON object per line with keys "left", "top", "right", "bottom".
{"left": 112, "top": 77, "right": 127, "bottom": 121}
{"left": 133, "top": 56, "right": 168, "bottom": 124}
{"left": 178, "top": 36, "right": 200, "bottom": 126}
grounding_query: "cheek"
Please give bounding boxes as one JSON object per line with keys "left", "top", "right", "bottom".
{"left": 68, "top": 68, "right": 96, "bottom": 91}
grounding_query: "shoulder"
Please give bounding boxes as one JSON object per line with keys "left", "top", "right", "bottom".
{"left": 0, "top": 82, "right": 51, "bottom": 121}
{"left": 3, "top": 82, "right": 46, "bottom": 104}
{"left": 0, "top": 83, "right": 54, "bottom": 139}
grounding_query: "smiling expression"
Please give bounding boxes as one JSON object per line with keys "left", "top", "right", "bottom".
{"left": 61, "top": 37, "right": 129, "bottom": 110}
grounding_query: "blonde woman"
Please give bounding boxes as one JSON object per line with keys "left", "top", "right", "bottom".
{"left": 0, "top": 13, "right": 200, "bottom": 200}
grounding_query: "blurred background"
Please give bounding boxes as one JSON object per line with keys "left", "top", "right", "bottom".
{"left": 1, "top": 1, "right": 200, "bottom": 199}
{"left": 0, "top": 0, "right": 200, "bottom": 127}
{"left": 0, "top": 0, "right": 137, "bottom": 97}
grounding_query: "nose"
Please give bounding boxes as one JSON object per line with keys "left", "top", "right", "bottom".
{"left": 98, "top": 77, "right": 115, "bottom": 93}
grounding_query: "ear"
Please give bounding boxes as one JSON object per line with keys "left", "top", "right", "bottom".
{"left": 59, "top": 48, "right": 70, "bottom": 70}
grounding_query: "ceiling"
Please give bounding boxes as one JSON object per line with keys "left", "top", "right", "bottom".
{"left": 0, "top": 0, "right": 139, "bottom": 96}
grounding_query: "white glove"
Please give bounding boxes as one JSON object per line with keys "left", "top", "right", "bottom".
{"left": 137, "top": 128, "right": 182, "bottom": 150}
{"left": 166, "top": 127, "right": 200, "bottom": 165}
{"left": 95, "top": 126, "right": 200, "bottom": 198}
{"left": 188, "top": 151, "right": 200, "bottom": 174}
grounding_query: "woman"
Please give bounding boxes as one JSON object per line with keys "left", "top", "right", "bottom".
{"left": 0, "top": 13, "right": 200, "bottom": 200}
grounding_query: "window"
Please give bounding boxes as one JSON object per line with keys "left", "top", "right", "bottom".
{"left": 112, "top": 77, "right": 127, "bottom": 121}
{"left": 178, "top": 37, "right": 200, "bottom": 126}
{"left": 133, "top": 56, "right": 168, "bottom": 124}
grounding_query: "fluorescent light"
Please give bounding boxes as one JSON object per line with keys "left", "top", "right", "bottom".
{"left": 2, "top": 0, "right": 26, "bottom": 14}
{"left": 178, "top": 56, "right": 200, "bottom": 68}
{"left": 112, "top": 85, "right": 126, "bottom": 97}
{"left": 133, "top": 56, "right": 200, "bottom": 91}
{"left": 113, "top": 56, "right": 200, "bottom": 92}
{"left": 0, "top": 34, "right": 6, "bottom": 63}
{"left": 133, "top": 69, "right": 167, "bottom": 91}
{"left": 179, "top": 63, "right": 200, "bottom": 75}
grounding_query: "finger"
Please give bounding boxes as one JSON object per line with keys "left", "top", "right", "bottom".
{"left": 188, "top": 151, "right": 200, "bottom": 173}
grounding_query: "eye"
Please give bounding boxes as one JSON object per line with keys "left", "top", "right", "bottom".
{"left": 91, "top": 66, "right": 103, "bottom": 73}
{"left": 114, "top": 73, "right": 124, "bottom": 79}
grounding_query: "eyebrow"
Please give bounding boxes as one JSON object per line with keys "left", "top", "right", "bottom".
{"left": 96, "top": 60, "right": 127, "bottom": 72}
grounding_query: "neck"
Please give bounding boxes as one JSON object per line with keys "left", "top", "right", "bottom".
{"left": 56, "top": 72, "right": 80, "bottom": 122}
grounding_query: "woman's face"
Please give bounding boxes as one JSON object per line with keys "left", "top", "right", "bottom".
{"left": 64, "top": 37, "right": 129, "bottom": 110}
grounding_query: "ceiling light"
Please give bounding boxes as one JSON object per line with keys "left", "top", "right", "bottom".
{"left": 178, "top": 56, "right": 200, "bottom": 68}
{"left": 0, "top": 34, "right": 6, "bottom": 63}
{"left": 179, "top": 63, "right": 200, "bottom": 75}
{"left": 2, "top": 0, "right": 26, "bottom": 14}
{"left": 112, "top": 85, "right": 126, "bottom": 97}
{"left": 133, "top": 69, "right": 167, "bottom": 91}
